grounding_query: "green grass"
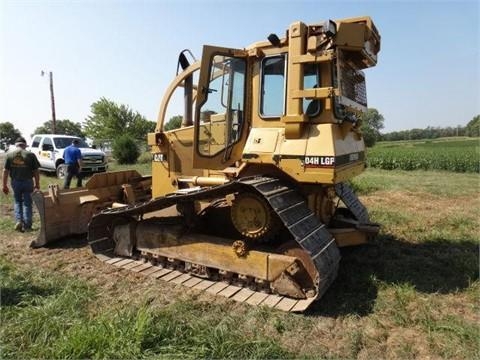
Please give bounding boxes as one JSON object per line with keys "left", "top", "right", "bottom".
{"left": 0, "top": 257, "right": 291, "bottom": 359}
{"left": 1, "top": 160, "right": 479, "bottom": 359}
{"left": 351, "top": 168, "right": 480, "bottom": 196}
{"left": 108, "top": 160, "right": 151, "bottom": 176}
{"left": 367, "top": 138, "right": 480, "bottom": 173}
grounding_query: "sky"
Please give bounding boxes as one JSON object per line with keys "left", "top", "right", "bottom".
{"left": 1, "top": 0, "right": 479, "bottom": 140}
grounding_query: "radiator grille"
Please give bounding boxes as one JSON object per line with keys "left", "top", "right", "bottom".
{"left": 339, "top": 60, "right": 367, "bottom": 107}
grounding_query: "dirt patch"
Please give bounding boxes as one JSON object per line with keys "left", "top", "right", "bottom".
{"left": 0, "top": 203, "right": 13, "bottom": 220}
{"left": 384, "top": 328, "right": 430, "bottom": 358}
{"left": 361, "top": 190, "right": 480, "bottom": 241}
{"left": 363, "top": 190, "right": 480, "bottom": 219}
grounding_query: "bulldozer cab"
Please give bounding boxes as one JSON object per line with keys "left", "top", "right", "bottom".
{"left": 193, "top": 46, "right": 249, "bottom": 170}
{"left": 149, "top": 17, "right": 380, "bottom": 196}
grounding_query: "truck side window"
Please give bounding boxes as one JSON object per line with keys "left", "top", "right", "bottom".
{"left": 260, "top": 55, "right": 286, "bottom": 117}
{"left": 31, "top": 136, "right": 41, "bottom": 148}
{"left": 42, "top": 137, "right": 53, "bottom": 151}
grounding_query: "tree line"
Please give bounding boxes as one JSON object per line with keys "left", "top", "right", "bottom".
{"left": 381, "top": 115, "right": 479, "bottom": 142}
{"left": 0, "top": 98, "right": 156, "bottom": 163}
{"left": 1, "top": 103, "right": 478, "bottom": 153}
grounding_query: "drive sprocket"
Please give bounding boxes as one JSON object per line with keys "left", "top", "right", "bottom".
{"left": 230, "top": 192, "right": 279, "bottom": 240}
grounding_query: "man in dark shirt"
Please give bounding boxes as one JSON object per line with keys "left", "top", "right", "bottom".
{"left": 2, "top": 137, "right": 40, "bottom": 232}
{"left": 63, "top": 138, "right": 83, "bottom": 189}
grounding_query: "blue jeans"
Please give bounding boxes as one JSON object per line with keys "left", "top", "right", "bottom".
{"left": 64, "top": 164, "right": 83, "bottom": 189}
{"left": 11, "top": 178, "right": 34, "bottom": 229}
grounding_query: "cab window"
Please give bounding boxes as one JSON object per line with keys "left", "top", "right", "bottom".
{"left": 260, "top": 55, "right": 286, "bottom": 117}
{"left": 260, "top": 57, "right": 322, "bottom": 118}
{"left": 198, "top": 55, "right": 246, "bottom": 157}
{"left": 303, "top": 63, "right": 321, "bottom": 116}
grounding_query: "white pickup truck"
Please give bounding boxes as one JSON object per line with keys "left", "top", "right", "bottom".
{"left": 29, "top": 134, "right": 108, "bottom": 178}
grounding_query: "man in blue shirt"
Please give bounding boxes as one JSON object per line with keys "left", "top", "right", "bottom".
{"left": 63, "top": 139, "right": 83, "bottom": 189}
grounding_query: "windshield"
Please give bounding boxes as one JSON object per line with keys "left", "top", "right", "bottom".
{"left": 53, "top": 137, "right": 89, "bottom": 149}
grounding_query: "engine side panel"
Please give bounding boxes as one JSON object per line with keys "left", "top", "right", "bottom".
{"left": 242, "top": 124, "right": 365, "bottom": 184}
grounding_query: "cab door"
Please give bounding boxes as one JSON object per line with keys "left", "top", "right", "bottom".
{"left": 193, "top": 45, "right": 249, "bottom": 170}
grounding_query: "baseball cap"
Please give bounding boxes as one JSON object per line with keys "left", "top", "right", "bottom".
{"left": 15, "top": 137, "right": 27, "bottom": 146}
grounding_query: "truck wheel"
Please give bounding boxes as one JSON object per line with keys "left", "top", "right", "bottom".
{"left": 56, "top": 164, "right": 67, "bottom": 179}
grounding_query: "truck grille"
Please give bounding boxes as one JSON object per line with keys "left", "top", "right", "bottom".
{"left": 82, "top": 155, "right": 105, "bottom": 165}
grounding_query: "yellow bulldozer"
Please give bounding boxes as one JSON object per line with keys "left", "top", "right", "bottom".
{"left": 32, "top": 16, "right": 381, "bottom": 312}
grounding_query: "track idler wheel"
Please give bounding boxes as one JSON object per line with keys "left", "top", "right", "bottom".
{"left": 230, "top": 192, "right": 279, "bottom": 240}
{"left": 276, "top": 240, "right": 318, "bottom": 298}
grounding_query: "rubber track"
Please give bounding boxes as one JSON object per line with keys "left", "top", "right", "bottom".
{"left": 335, "top": 182, "right": 370, "bottom": 223}
{"left": 88, "top": 176, "right": 341, "bottom": 312}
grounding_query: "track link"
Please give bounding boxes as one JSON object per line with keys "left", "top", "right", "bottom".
{"left": 335, "top": 182, "right": 370, "bottom": 223}
{"left": 88, "top": 176, "right": 341, "bottom": 312}
{"left": 97, "top": 254, "right": 318, "bottom": 312}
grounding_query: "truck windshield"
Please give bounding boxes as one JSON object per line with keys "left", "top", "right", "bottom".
{"left": 53, "top": 138, "right": 89, "bottom": 149}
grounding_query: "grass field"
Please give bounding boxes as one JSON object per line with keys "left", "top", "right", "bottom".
{"left": 367, "top": 137, "right": 480, "bottom": 173}
{"left": 0, "top": 157, "right": 479, "bottom": 358}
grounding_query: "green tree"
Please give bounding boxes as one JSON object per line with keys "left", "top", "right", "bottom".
{"left": 361, "top": 108, "right": 385, "bottom": 147}
{"left": 130, "top": 117, "right": 156, "bottom": 140}
{"left": 164, "top": 115, "right": 183, "bottom": 131}
{"left": 112, "top": 134, "right": 140, "bottom": 164}
{"left": 33, "top": 119, "right": 85, "bottom": 137}
{"left": 84, "top": 97, "right": 155, "bottom": 141}
{"left": 0, "top": 122, "right": 21, "bottom": 150}
{"left": 465, "top": 115, "right": 480, "bottom": 137}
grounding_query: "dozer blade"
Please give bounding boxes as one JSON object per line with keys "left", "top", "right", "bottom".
{"left": 31, "top": 170, "right": 151, "bottom": 248}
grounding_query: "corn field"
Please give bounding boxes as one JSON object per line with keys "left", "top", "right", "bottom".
{"left": 367, "top": 138, "right": 480, "bottom": 173}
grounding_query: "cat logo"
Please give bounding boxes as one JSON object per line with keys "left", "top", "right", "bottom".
{"left": 12, "top": 153, "right": 26, "bottom": 167}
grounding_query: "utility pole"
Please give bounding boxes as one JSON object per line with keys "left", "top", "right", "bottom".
{"left": 41, "top": 70, "right": 56, "bottom": 134}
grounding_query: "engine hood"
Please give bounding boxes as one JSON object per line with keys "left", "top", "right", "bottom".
{"left": 79, "top": 147, "right": 105, "bottom": 156}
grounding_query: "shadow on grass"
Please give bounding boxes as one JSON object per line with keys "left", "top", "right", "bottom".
{"left": 0, "top": 261, "right": 60, "bottom": 307}
{"left": 1, "top": 283, "right": 58, "bottom": 307}
{"left": 41, "top": 234, "right": 88, "bottom": 250}
{"left": 309, "top": 234, "right": 479, "bottom": 317}
{"left": 35, "top": 232, "right": 478, "bottom": 319}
